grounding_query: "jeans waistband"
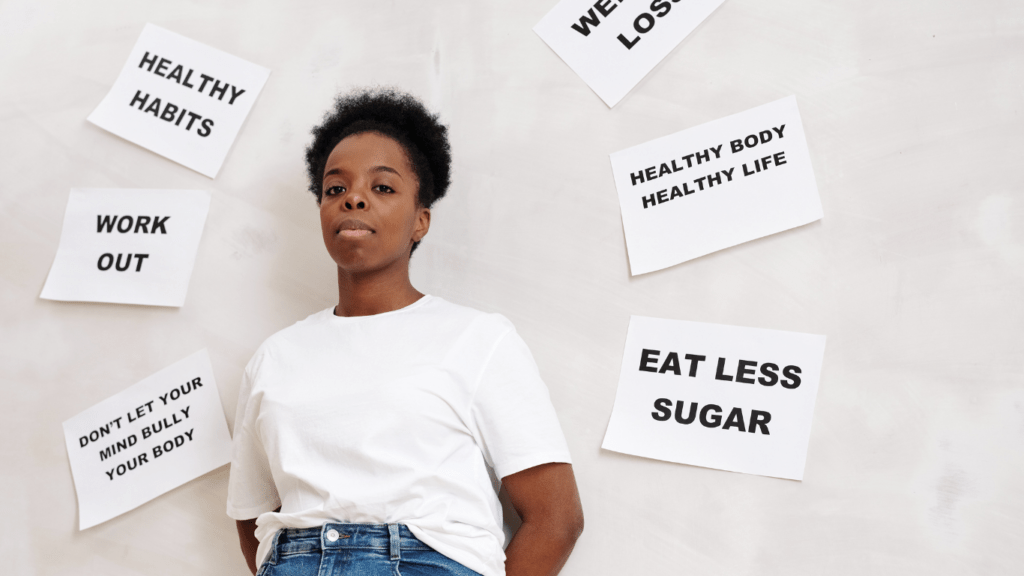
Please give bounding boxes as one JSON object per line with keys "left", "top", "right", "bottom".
{"left": 267, "top": 523, "right": 431, "bottom": 565}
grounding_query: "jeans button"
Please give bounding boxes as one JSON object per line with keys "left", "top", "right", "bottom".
{"left": 326, "top": 529, "right": 340, "bottom": 542}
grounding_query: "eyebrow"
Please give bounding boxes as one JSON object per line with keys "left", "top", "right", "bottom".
{"left": 323, "top": 165, "right": 403, "bottom": 179}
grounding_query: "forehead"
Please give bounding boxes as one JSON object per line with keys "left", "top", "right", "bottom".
{"left": 323, "top": 131, "right": 414, "bottom": 175}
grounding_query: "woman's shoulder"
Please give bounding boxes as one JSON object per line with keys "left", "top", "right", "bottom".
{"left": 423, "top": 296, "right": 516, "bottom": 336}
{"left": 247, "top": 308, "right": 335, "bottom": 360}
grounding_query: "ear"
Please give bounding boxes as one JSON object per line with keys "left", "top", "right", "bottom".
{"left": 412, "top": 207, "right": 431, "bottom": 243}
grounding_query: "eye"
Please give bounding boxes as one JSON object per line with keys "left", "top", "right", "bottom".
{"left": 373, "top": 184, "right": 395, "bottom": 194}
{"left": 324, "top": 185, "right": 346, "bottom": 197}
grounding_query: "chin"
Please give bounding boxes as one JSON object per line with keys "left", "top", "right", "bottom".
{"left": 332, "top": 253, "right": 405, "bottom": 275}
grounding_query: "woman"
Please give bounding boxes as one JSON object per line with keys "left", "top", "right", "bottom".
{"left": 227, "top": 88, "right": 583, "bottom": 576}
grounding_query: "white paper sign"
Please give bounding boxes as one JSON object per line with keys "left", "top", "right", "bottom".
{"left": 88, "top": 23, "right": 270, "bottom": 178}
{"left": 63, "top": 349, "right": 232, "bottom": 529}
{"left": 602, "top": 316, "right": 826, "bottom": 480}
{"left": 40, "top": 188, "right": 211, "bottom": 307}
{"left": 535, "top": 0, "right": 724, "bottom": 107}
{"left": 610, "top": 96, "right": 823, "bottom": 275}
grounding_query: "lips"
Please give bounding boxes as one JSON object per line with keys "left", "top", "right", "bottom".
{"left": 336, "top": 218, "right": 374, "bottom": 238}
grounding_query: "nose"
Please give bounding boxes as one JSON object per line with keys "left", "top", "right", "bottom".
{"left": 343, "top": 187, "right": 369, "bottom": 210}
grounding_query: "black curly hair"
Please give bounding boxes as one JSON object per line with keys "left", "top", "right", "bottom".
{"left": 304, "top": 88, "right": 451, "bottom": 210}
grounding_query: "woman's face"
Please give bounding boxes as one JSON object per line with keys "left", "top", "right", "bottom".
{"left": 319, "top": 131, "right": 430, "bottom": 275}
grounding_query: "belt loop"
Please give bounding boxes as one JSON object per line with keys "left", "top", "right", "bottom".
{"left": 265, "top": 529, "right": 283, "bottom": 566}
{"left": 388, "top": 524, "right": 401, "bottom": 561}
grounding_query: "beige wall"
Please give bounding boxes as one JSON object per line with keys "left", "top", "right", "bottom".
{"left": 2, "top": 0, "right": 1022, "bottom": 574}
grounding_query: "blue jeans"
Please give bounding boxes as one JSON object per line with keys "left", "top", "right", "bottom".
{"left": 256, "top": 523, "right": 483, "bottom": 576}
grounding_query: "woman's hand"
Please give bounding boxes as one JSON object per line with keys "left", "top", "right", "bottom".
{"left": 502, "top": 462, "right": 584, "bottom": 576}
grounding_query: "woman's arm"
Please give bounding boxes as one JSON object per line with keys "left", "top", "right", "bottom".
{"left": 502, "top": 462, "right": 584, "bottom": 576}
{"left": 236, "top": 518, "right": 260, "bottom": 575}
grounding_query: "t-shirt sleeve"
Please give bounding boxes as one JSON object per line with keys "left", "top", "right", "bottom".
{"left": 470, "top": 327, "right": 572, "bottom": 480}
{"left": 226, "top": 352, "right": 281, "bottom": 520}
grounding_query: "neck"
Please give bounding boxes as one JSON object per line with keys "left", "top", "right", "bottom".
{"left": 334, "top": 262, "right": 423, "bottom": 317}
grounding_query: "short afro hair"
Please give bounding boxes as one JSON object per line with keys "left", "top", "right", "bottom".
{"left": 305, "top": 87, "right": 451, "bottom": 209}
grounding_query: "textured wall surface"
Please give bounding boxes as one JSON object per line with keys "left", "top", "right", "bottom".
{"left": 2, "top": 1, "right": 1022, "bottom": 574}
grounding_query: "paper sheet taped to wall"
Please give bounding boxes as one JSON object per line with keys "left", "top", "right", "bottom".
{"left": 535, "top": 0, "right": 725, "bottom": 107}
{"left": 63, "top": 349, "right": 232, "bottom": 529}
{"left": 603, "top": 316, "right": 826, "bottom": 480}
{"left": 40, "top": 188, "right": 210, "bottom": 307}
{"left": 87, "top": 23, "right": 270, "bottom": 178}
{"left": 610, "top": 96, "right": 823, "bottom": 275}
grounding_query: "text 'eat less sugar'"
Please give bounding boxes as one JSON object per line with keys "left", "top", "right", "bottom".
{"left": 128, "top": 51, "right": 248, "bottom": 137}
{"left": 628, "top": 125, "right": 789, "bottom": 210}
{"left": 638, "top": 348, "right": 805, "bottom": 435}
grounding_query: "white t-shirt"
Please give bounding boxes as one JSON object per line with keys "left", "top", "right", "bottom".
{"left": 226, "top": 295, "right": 572, "bottom": 576}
